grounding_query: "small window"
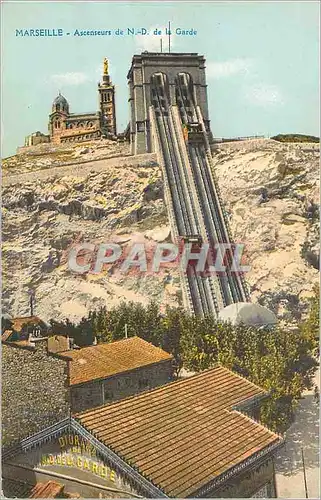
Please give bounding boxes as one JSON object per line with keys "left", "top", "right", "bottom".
{"left": 56, "top": 104, "right": 60, "bottom": 111}
{"left": 104, "top": 388, "right": 113, "bottom": 402}
{"left": 137, "top": 121, "right": 145, "bottom": 132}
{"left": 138, "top": 379, "right": 149, "bottom": 390}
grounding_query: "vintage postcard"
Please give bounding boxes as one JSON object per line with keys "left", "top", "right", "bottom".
{"left": 1, "top": 1, "right": 320, "bottom": 499}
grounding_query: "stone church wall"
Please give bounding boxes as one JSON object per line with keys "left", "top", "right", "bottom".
{"left": 2, "top": 340, "right": 70, "bottom": 449}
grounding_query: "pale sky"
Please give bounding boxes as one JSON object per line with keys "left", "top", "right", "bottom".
{"left": 1, "top": 1, "right": 319, "bottom": 157}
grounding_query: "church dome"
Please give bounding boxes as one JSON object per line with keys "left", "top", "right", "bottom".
{"left": 52, "top": 93, "right": 69, "bottom": 113}
{"left": 218, "top": 302, "right": 277, "bottom": 327}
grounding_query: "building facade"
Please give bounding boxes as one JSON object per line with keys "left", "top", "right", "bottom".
{"left": 48, "top": 58, "right": 116, "bottom": 145}
{"left": 62, "top": 336, "right": 174, "bottom": 413}
{"left": 24, "top": 131, "right": 50, "bottom": 147}
{"left": 127, "top": 52, "right": 212, "bottom": 154}
{"left": 2, "top": 367, "right": 283, "bottom": 498}
{"left": 70, "top": 360, "right": 174, "bottom": 413}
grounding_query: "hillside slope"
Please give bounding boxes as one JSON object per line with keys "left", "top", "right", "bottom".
{"left": 2, "top": 138, "right": 319, "bottom": 323}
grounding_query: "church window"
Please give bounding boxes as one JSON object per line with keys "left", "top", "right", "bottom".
{"left": 107, "top": 94, "right": 111, "bottom": 101}
{"left": 56, "top": 104, "right": 60, "bottom": 111}
{"left": 57, "top": 121, "right": 61, "bottom": 128}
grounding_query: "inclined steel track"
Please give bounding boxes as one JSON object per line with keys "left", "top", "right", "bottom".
{"left": 150, "top": 74, "right": 220, "bottom": 316}
{"left": 175, "top": 73, "right": 250, "bottom": 304}
{"left": 149, "top": 72, "right": 249, "bottom": 316}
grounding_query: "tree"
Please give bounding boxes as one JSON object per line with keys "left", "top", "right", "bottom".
{"left": 1, "top": 317, "right": 14, "bottom": 334}
{"left": 300, "top": 285, "right": 319, "bottom": 351}
{"left": 48, "top": 295, "right": 319, "bottom": 433}
{"left": 49, "top": 317, "right": 93, "bottom": 347}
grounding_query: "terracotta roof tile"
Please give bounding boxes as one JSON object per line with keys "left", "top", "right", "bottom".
{"left": 8, "top": 340, "right": 32, "bottom": 347}
{"left": 2, "top": 329, "right": 13, "bottom": 342}
{"left": 76, "top": 366, "right": 282, "bottom": 497}
{"left": 11, "top": 316, "right": 45, "bottom": 332}
{"left": 29, "top": 481, "right": 64, "bottom": 498}
{"left": 61, "top": 336, "right": 173, "bottom": 385}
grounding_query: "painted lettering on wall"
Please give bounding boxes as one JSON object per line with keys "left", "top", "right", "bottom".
{"left": 58, "top": 433, "right": 96, "bottom": 457}
{"left": 41, "top": 453, "right": 116, "bottom": 482}
{"left": 40, "top": 434, "right": 116, "bottom": 483}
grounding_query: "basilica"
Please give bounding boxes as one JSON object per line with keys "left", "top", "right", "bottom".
{"left": 24, "top": 58, "right": 117, "bottom": 147}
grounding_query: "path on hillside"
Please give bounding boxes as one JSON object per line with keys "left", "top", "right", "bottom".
{"left": 275, "top": 368, "right": 320, "bottom": 498}
{"left": 3, "top": 153, "right": 157, "bottom": 187}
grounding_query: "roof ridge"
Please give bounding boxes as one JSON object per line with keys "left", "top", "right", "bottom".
{"left": 76, "top": 366, "right": 227, "bottom": 417}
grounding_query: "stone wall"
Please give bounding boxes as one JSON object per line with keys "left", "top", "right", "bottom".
{"left": 209, "top": 458, "right": 276, "bottom": 498}
{"left": 25, "top": 133, "right": 50, "bottom": 147}
{"left": 2, "top": 340, "right": 70, "bottom": 449}
{"left": 71, "top": 360, "right": 174, "bottom": 413}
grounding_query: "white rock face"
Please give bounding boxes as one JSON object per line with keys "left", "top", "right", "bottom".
{"left": 213, "top": 139, "right": 319, "bottom": 321}
{"left": 2, "top": 138, "right": 319, "bottom": 323}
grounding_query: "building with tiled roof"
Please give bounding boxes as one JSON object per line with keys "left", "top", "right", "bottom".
{"left": 2, "top": 479, "right": 79, "bottom": 498}
{"left": 2, "top": 366, "right": 283, "bottom": 498}
{"left": 74, "top": 365, "right": 282, "bottom": 498}
{"left": 1, "top": 315, "right": 48, "bottom": 343}
{"left": 61, "top": 336, "right": 173, "bottom": 385}
{"left": 61, "top": 336, "right": 174, "bottom": 412}
{"left": 11, "top": 316, "right": 47, "bottom": 333}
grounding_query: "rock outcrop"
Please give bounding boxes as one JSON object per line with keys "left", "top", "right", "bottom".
{"left": 213, "top": 139, "right": 319, "bottom": 321}
{"left": 2, "top": 138, "right": 319, "bottom": 323}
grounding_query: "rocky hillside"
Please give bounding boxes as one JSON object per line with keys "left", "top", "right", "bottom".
{"left": 214, "top": 139, "right": 319, "bottom": 322}
{"left": 2, "top": 138, "right": 319, "bottom": 323}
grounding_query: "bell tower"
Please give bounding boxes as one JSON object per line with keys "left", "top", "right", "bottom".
{"left": 98, "top": 58, "right": 117, "bottom": 137}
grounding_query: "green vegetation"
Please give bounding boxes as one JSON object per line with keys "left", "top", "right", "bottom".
{"left": 271, "top": 134, "right": 319, "bottom": 143}
{"left": 49, "top": 288, "right": 319, "bottom": 433}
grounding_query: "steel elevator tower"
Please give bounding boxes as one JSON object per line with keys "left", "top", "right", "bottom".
{"left": 127, "top": 53, "right": 250, "bottom": 316}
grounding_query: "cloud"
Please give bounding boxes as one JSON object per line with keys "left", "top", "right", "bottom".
{"left": 135, "top": 26, "right": 176, "bottom": 53}
{"left": 245, "top": 84, "right": 284, "bottom": 106}
{"left": 50, "top": 72, "right": 90, "bottom": 86}
{"left": 207, "top": 59, "right": 253, "bottom": 79}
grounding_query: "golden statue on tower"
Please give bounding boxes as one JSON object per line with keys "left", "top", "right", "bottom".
{"left": 103, "top": 57, "right": 109, "bottom": 75}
